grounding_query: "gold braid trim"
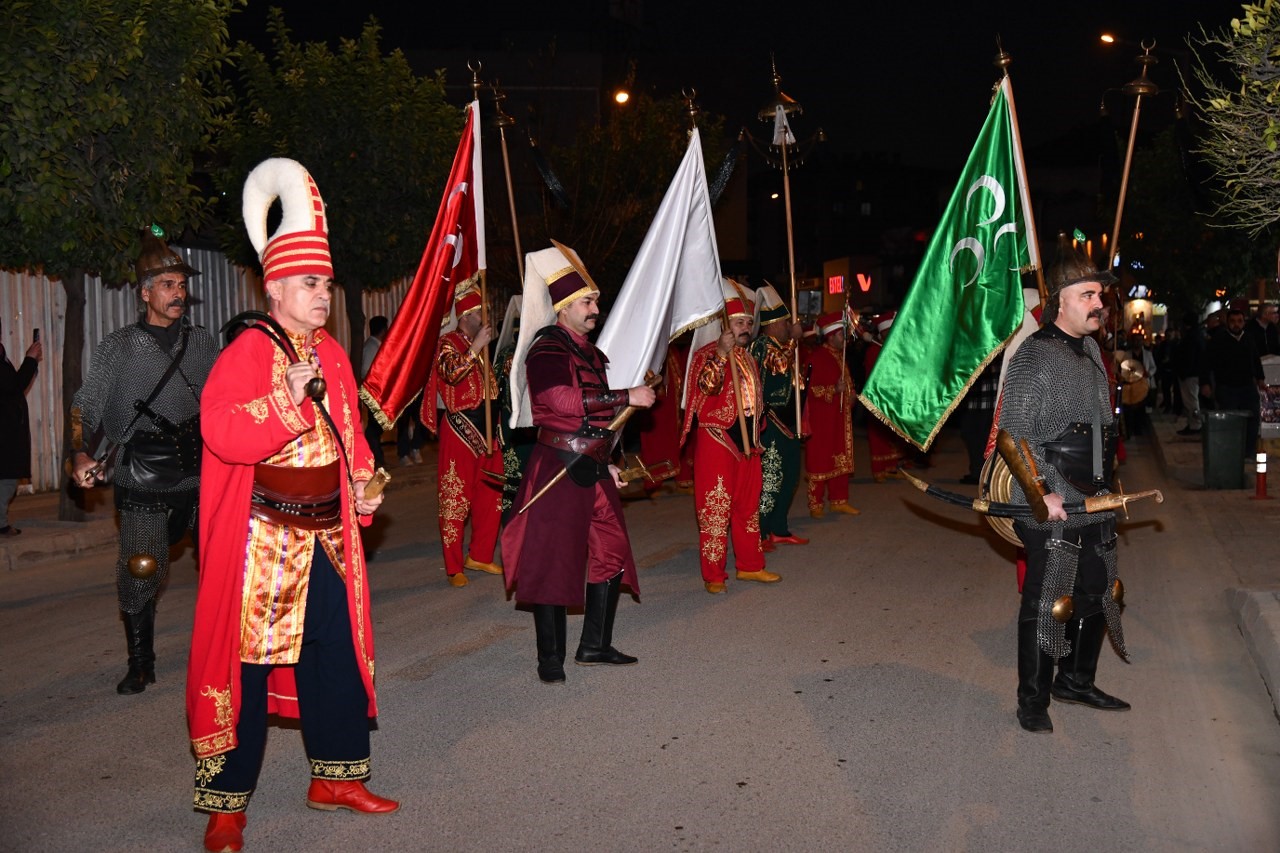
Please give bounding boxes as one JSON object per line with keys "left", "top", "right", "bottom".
{"left": 310, "top": 758, "right": 371, "bottom": 780}
{"left": 194, "top": 788, "right": 251, "bottom": 814}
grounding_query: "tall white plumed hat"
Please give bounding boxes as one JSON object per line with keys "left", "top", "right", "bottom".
{"left": 242, "top": 158, "right": 332, "bottom": 283}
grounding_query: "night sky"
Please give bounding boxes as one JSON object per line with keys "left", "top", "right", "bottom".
{"left": 230, "top": 0, "right": 1247, "bottom": 169}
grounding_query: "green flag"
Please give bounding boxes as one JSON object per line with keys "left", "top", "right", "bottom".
{"left": 859, "top": 76, "right": 1036, "bottom": 450}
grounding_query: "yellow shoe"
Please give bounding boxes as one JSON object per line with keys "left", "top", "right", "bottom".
{"left": 447, "top": 572, "right": 469, "bottom": 587}
{"left": 736, "top": 569, "right": 781, "bottom": 584}
{"left": 809, "top": 508, "right": 825, "bottom": 519}
{"left": 830, "top": 502, "right": 861, "bottom": 516}
{"left": 705, "top": 581, "right": 727, "bottom": 594}
{"left": 464, "top": 556, "right": 503, "bottom": 575}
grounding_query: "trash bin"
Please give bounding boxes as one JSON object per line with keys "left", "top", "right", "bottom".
{"left": 1202, "top": 410, "right": 1249, "bottom": 489}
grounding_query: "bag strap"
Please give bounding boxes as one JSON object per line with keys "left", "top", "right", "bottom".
{"left": 120, "top": 323, "right": 191, "bottom": 441}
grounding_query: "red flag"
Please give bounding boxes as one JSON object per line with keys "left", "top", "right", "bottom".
{"left": 360, "top": 100, "right": 485, "bottom": 428}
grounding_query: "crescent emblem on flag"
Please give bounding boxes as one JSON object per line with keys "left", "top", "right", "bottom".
{"left": 950, "top": 175, "right": 1017, "bottom": 288}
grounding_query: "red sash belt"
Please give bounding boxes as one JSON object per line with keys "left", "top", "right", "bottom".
{"left": 250, "top": 460, "right": 341, "bottom": 530}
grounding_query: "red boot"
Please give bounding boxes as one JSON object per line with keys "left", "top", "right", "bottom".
{"left": 306, "top": 779, "right": 400, "bottom": 814}
{"left": 204, "top": 812, "right": 246, "bottom": 852}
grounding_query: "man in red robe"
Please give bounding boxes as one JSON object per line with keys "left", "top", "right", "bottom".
{"left": 423, "top": 287, "right": 503, "bottom": 587}
{"left": 187, "top": 158, "right": 396, "bottom": 853}
{"left": 803, "top": 312, "right": 859, "bottom": 516}
{"left": 501, "top": 244, "right": 655, "bottom": 683}
{"left": 681, "top": 288, "right": 780, "bottom": 594}
{"left": 863, "top": 311, "right": 909, "bottom": 482}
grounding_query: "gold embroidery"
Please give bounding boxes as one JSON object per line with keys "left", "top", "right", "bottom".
{"left": 438, "top": 460, "right": 468, "bottom": 546}
{"left": 759, "top": 442, "right": 782, "bottom": 516}
{"left": 195, "top": 756, "right": 226, "bottom": 786}
{"left": 235, "top": 396, "right": 270, "bottom": 424}
{"left": 310, "top": 758, "right": 371, "bottom": 780}
{"left": 202, "top": 684, "right": 233, "bottom": 728}
{"left": 194, "top": 788, "right": 250, "bottom": 813}
{"left": 698, "top": 476, "right": 731, "bottom": 565}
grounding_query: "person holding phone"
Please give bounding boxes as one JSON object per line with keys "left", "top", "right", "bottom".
{"left": 0, "top": 320, "right": 43, "bottom": 535}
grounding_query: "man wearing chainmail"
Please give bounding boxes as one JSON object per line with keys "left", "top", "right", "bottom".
{"left": 70, "top": 233, "right": 217, "bottom": 695}
{"left": 997, "top": 243, "right": 1130, "bottom": 734}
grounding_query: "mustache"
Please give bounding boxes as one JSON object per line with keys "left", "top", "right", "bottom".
{"left": 1088, "top": 308, "right": 1104, "bottom": 320}
{"left": 167, "top": 299, "right": 186, "bottom": 309}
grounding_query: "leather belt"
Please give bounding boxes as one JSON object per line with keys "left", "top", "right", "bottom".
{"left": 250, "top": 460, "right": 341, "bottom": 530}
{"left": 536, "top": 428, "right": 611, "bottom": 463}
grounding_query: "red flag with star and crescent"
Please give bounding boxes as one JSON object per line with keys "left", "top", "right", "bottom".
{"left": 360, "top": 99, "right": 486, "bottom": 428}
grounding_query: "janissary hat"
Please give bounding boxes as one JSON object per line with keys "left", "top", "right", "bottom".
{"left": 525, "top": 240, "right": 600, "bottom": 312}
{"left": 242, "top": 158, "right": 332, "bottom": 283}
{"left": 454, "top": 284, "right": 483, "bottom": 319}
{"left": 723, "top": 277, "right": 755, "bottom": 319}
{"left": 754, "top": 283, "right": 789, "bottom": 326}
{"left": 135, "top": 226, "right": 200, "bottom": 282}
{"left": 818, "top": 311, "right": 844, "bottom": 337}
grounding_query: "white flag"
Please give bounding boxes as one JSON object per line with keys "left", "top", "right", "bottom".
{"left": 598, "top": 127, "right": 725, "bottom": 388}
{"left": 772, "top": 105, "right": 796, "bottom": 147}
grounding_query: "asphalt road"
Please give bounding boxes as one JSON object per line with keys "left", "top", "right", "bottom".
{"left": 2, "top": 427, "right": 1278, "bottom": 852}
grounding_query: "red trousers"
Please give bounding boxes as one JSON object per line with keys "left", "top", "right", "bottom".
{"left": 693, "top": 433, "right": 765, "bottom": 583}
{"left": 436, "top": 425, "right": 503, "bottom": 576}
{"left": 807, "top": 474, "right": 849, "bottom": 511}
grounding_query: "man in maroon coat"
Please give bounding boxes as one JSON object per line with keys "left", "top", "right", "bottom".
{"left": 501, "top": 244, "right": 656, "bottom": 684}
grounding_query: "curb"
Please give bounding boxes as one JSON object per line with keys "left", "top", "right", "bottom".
{"left": 0, "top": 519, "right": 118, "bottom": 572}
{"left": 1227, "top": 586, "right": 1280, "bottom": 721}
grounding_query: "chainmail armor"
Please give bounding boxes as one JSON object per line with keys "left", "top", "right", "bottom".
{"left": 1037, "top": 532, "right": 1079, "bottom": 658}
{"left": 1095, "top": 529, "right": 1128, "bottom": 659}
{"left": 997, "top": 326, "right": 1115, "bottom": 531}
{"left": 71, "top": 320, "right": 218, "bottom": 492}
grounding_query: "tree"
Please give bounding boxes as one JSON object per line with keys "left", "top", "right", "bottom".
{"left": 1124, "top": 127, "right": 1274, "bottom": 314}
{"left": 215, "top": 12, "right": 461, "bottom": 365}
{"left": 1187, "top": 0, "right": 1280, "bottom": 235}
{"left": 530, "top": 93, "right": 729, "bottom": 298}
{"left": 0, "top": 0, "right": 240, "bottom": 518}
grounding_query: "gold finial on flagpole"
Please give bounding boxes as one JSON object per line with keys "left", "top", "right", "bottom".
{"left": 468, "top": 60, "right": 484, "bottom": 101}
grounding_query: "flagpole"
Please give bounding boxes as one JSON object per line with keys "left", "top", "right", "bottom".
{"left": 1107, "top": 41, "right": 1159, "bottom": 274}
{"left": 688, "top": 87, "right": 752, "bottom": 453}
{"left": 995, "top": 47, "right": 1047, "bottom": 309}
{"left": 492, "top": 81, "right": 525, "bottom": 282}
{"left": 470, "top": 64, "right": 494, "bottom": 452}
{"left": 759, "top": 57, "right": 805, "bottom": 433}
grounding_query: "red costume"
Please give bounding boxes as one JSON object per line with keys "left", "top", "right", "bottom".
{"left": 501, "top": 325, "right": 639, "bottom": 606}
{"left": 864, "top": 339, "right": 907, "bottom": 479}
{"left": 681, "top": 341, "right": 766, "bottom": 583}
{"left": 803, "top": 337, "right": 855, "bottom": 511}
{"left": 423, "top": 321, "right": 503, "bottom": 579}
{"left": 637, "top": 346, "right": 691, "bottom": 493}
{"left": 187, "top": 327, "right": 377, "bottom": 763}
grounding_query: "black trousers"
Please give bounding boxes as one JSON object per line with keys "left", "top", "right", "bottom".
{"left": 193, "top": 545, "right": 371, "bottom": 813}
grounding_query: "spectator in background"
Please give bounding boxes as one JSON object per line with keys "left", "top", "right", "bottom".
{"left": 959, "top": 353, "right": 1001, "bottom": 485}
{"left": 0, "top": 320, "right": 43, "bottom": 536}
{"left": 1245, "top": 302, "right": 1279, "bottom": 357}
{"left": 1201, "top": 307, "right": 1266, "bottom": 452}
{"left": 1154, "top": 329, "right": 1181, "bottom": 415}
{"left": 361, "top": 315, "right": 390, "bottom": 470}
{"left": 1174, "top": 312, "right": 1206, "bottom": 436}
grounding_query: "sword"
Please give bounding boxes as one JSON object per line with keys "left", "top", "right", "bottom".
{"left": 900, "top": 468, "right": 1163, "bottom": 519}
{"left": 617, "top": 453, "right": 678, "bottom": 486}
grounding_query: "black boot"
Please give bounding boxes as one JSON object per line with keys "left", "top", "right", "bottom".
{"left": 575, "top": 573, "right": 637, "bottom": 666}
{"left": 1016, "top": 607, "right": 1054, "bottom": 733}
{"left": 116, "top": 599, "right": 156, "bottom": 695}
{"left": 1052, "top": 612, "right": 1130, "bottom": 711}
{"left": 533, "top": 605, "right": 566, "bottom": 684}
